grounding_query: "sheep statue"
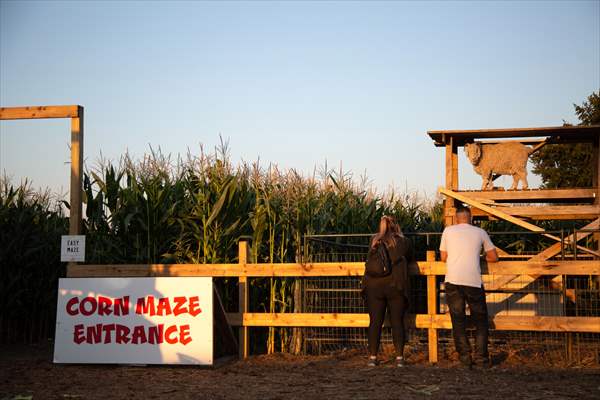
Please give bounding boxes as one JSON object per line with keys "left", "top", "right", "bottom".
{"left": 464, "top": 141, "right": 533, "bottom": 191}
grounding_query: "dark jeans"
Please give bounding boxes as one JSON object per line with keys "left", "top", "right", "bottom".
{"left": 364, "top": 277, "right": 407, "bottom": 357}
{"left": 445, "top": 282, "right": 489, "bottom": 360}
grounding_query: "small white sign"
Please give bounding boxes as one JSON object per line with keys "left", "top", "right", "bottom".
{"left": 61, "top": 235, "right": 85, "bottom": 262}
{"left": 54, "top": 277, "right": 213, "bottom": 365}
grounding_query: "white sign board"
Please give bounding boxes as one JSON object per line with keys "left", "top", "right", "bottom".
{"left": 61, "top": 235, "right": 85, "bottom": 262}
{"left": 54, "top": 277, "right": 213, "bottom": 365}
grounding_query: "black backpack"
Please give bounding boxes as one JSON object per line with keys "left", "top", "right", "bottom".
{"left": 364, "top": 242, "right": 393, "bottom": 277}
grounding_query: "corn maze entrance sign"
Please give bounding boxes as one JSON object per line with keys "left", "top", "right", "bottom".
{"left": 54, "top": 277, "right": 214, "bottom": 365}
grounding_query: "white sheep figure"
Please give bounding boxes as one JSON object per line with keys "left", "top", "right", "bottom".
{"left": 464, "top": 141, "right": 533, "bottom": 191}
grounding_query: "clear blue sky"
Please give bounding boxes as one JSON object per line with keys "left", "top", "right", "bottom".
{"left": 1, "top": 0, "right": 599, "bottom": 198}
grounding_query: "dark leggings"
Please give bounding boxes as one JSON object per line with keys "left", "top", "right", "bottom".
{"left": 364, "top": 278, "right": 407, "bottom": 357}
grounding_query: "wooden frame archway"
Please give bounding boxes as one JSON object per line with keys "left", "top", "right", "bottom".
{"left": 0, "top": 105, "right": 84, "bottom": 235}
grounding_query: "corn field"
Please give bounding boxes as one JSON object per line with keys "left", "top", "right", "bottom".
{"left": 2, "top": 141, "right": 597, "bottom": 353}
{"left": 0, "top": 180, "right": 68, "bottom": 344}
{"left": 0, "top": 140, "right": 444, "bottom": 351}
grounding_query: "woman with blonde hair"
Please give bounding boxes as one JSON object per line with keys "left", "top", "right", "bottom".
{"left": 362, "top": 215, "right": 414, "bottom": 367}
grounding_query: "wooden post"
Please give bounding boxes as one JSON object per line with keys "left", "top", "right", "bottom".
{"left": 69, "top": 107, "right": 84, "bottom": 236}
{"left": 594, "top": 136, "right": 599, "bottom": 205}
{"left": 290, "top": 248, "right": 303, "bottom": 354}
{"left": 452, "top": 140, "right": 458, "bottom": 191}
{"left": 593, "top": 137, "right": 600, "bottom": 254}
{"left": 444, "top": 137, "right": 458, "bottom": 227}
{"left": 238, "top": 240, "right": 250, "bottom": 359}
{"left": 426, "top": 250, "right": 438, "bottom": 364}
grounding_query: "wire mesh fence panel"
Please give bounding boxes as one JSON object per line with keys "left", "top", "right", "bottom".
{"left": 301, "top": 276, "right": 428, "bottom": 355}
{"left": 300, "top": 234, "right": 429, "bottom": 355}
{"left": 300, "top": 232, "right": 600, "bottom": 365}
{"left": 441, "top": 273, "right": 600, "bottom": 365}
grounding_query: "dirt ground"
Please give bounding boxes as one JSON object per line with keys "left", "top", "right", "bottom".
{"left": 1, "top": 345, "right": 599, "bottom": 400}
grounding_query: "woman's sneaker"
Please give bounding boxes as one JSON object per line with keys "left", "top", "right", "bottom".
{"left": 367, "top": 356, "right": 378, "bottom": 367}
{"left": 396, "top": 356, "right": 406, "bottom": 368}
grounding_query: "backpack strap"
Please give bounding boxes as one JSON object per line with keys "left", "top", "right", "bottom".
{"left": 379, "top": 241, "right": 393, "bottom": 274}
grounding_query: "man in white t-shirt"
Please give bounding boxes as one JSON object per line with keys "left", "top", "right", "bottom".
{"left": 439, "top": 206, "right": 498, "bottom": 368}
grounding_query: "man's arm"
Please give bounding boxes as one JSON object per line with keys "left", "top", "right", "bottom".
{"left": 482, "top": 230, "right": 498, "bottom": 262}
{"left": 439, "top": 229, "right": 448, "bottom": 261}
{"left": 485, "top": 248, "right": 499, "bottom": 263}
{"left": 440, "top": 251, "right": 448, "bottom": 262}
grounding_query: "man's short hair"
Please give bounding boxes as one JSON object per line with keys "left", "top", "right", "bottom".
{"left": 456, "top": 206, "right": 471, "bottom": 217}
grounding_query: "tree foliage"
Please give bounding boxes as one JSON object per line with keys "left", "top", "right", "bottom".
{"left": 530, "top": 91, "right": 599, "bottom": 188}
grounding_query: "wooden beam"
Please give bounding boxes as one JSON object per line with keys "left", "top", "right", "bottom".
{"left": 444, "top": 138, "right": 456, "bottom": 226}
{"left": 593, "top": 137, "right": 600, "bottom": 255}
{"left": 478, "top": 138, "right": 590, "bottom": 146}
{"left": 478, "top": 139, "right": 547, "bottom": 145}
{"left": 426, "top": 251, "right": 438, "bottom": 364}
{"left": 445, "top": 141, "right": 453, "bottom": 189}
{"left": 459, "top": 188, "right": 596, "bottom": 203}
{"left": 0, "top": 105, "right": 80, "bottom": 120}
{"left": 226, "top": 313, "right": 600, "bottom": 333}
{"left": 452, "top": 140, "right": 458, "bottom": 190}
{"left": 67, "top": 260, "right": 600, "bottom": 278}
{"left": 478, "top": 260, "right": 600, "bottom": 275}
{"left": 428, "top": 125, "right": 600, "bottom": 147}
{"left": 238, "top": 241, "right": 249, "bottom": 359}
{"left": 595, "top": 136, "right": 600, "bottom": 205}
{"left": 66, "top": 262, "right": 423, "bottom": 277}
{"left": 487, "top": 316, "right": 600, "bottom": 333}
{"left": 471, "top": 205, "right": 600, "bottom": 221}
{"left": 226, "top": 312, "right": 434, "bottom": 329}
{"left": 486, "top": 226, "right": 600, "bottom": 292}
{"left": 486, "top": 274, "right": 575, "bottom": 304}
{"left": 440, "top": 188, "right": 548, "bottom": 233}
{"left": 529, "top": 219, "right": 600, "bottom": 261}
{"left": 441, "top": 188, "right": 599, "bottom": 257}
{"left": 69, "top": 111, "right": 84, "bottom": 236}
{"left": 486, "top": 274, "right": 521, "bottom": 293}
{"left": 528, "top": 139, "right": 548, "bottom": 155}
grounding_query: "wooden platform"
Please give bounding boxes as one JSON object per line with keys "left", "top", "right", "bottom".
{"left": 471, "top": 204, "right": 600, "bottom": 220}
{"left": 458, "top": 188, "right": 597, "bottom": 204}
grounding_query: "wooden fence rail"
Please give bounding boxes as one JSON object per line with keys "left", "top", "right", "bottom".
{"left": 223, "top": 313, "right": 600, "bottom": 332}
{"left": 66, "top": 261, "right": 599, "bottom": 277}
{"left": 66, "top": 241, "right": 600, "bottom": 363}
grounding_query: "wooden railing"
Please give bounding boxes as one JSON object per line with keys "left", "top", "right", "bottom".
{"left": 67, "top": 241, "right": 600, "bottom": 363}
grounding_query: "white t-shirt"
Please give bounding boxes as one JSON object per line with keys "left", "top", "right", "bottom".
{"left": 439, "top": 223, "right": 495, "bottom": 288}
